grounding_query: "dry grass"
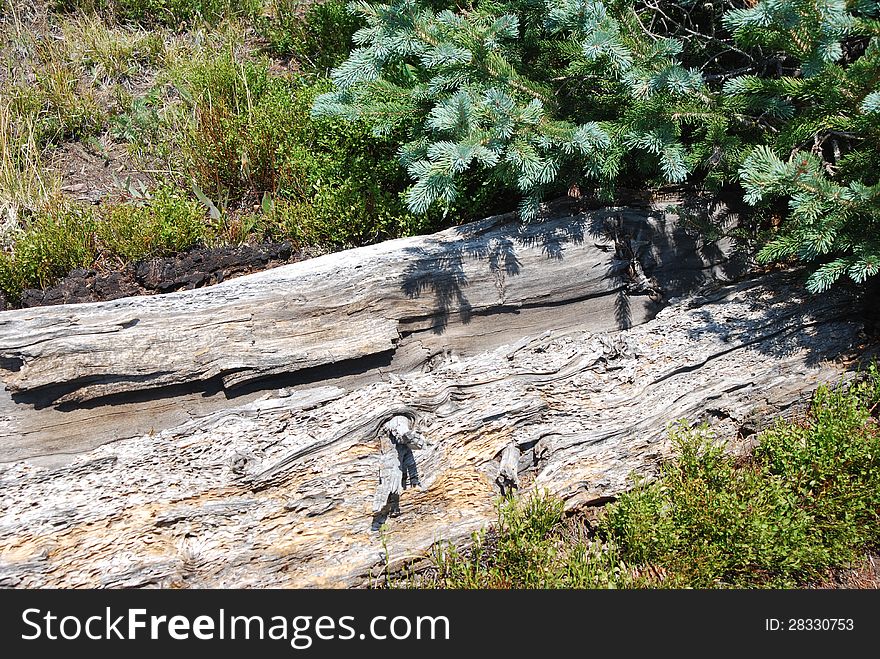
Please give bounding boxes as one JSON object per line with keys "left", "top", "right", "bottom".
{"left": 61, "top": 12, "right": 166, "bottom": 84}
{"left": 0, "top": 101, "right": 61, "bottom": 244}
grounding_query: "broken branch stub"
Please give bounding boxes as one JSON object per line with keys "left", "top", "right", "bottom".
{"left": 373, "top": 415, "right": 427, "bottom": 528}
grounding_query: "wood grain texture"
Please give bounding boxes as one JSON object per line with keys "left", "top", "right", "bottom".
{"left": 0, "top": 200, "right": 743, "bottom": 461}
{"left": 0, "top": 201, "right": 868, "bottom": 588}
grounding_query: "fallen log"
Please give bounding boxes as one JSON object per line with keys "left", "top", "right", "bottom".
{"left": 0, "top": 199, "right": 869, "bottom": 587}
{"left": 0, "top": 199, "right": 742, "bottom": 460}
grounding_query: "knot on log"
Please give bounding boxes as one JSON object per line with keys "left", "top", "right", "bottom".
{"left": 371, "top": 414, "right": 426, "bottom": 530}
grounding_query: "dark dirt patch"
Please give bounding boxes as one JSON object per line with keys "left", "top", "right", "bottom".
{"left": 4, "top": 241, "right": 313, "bottom": 310}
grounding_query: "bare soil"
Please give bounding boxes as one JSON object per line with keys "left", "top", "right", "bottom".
{"left": 49, "top": 138, "right": 154, "bottom": 205}
{"left": 814, "top": 553, "right": 880, "bottom": 589}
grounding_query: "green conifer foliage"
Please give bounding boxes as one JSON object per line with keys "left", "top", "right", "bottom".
{"left": 312, "top": 0, "right": 707, "bottom": 218}
{"left": 725, "top": 0, "right": 880, "bottom": 291}
{"left": 315, "top": 0, "right": 880, "bottom": 290}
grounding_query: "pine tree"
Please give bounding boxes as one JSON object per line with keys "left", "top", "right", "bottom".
{"left": 725, "top": 0, "right": 880, "bottom": 292}
{"left": 315, "top": 0, "right": 880, "bottom": 290}
{"left": 311, "top": 0, "right": 707, "bottom": 219}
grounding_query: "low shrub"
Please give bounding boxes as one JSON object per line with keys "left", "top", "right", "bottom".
{"left": 0, "top": 187, "right": 214, "bottom": 301}
{"left": 756, "top": 375, "right": 880, "bottom": 558}
{"left": 416, "top": 366, "right": 880, "bottom": 589}
{"left": 606, "top": 370, "right": 880, "bottom": 588}
{"left": 258, "top": 0, "right": 361, "bottom": 73}
{"left": 168, "top": 52, "right": 426, "bottom": 245}
{"left": 0, "top": 202, "right": 97, "bottom": 298}
{"left": 425, "top": 493, "right": 633, "bottom": 589}
{"left": 97, "top": 186, "right": 209, "bottom": 262}
{"left": 605, "top": 426, "right": 823, "bottom": 588}
{"left": 173, "top": 54, "right": 300, "bottom": 198}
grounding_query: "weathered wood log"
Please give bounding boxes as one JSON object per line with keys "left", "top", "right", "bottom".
{"left": 0, "top": 200, "right": 869, "bottom": 588}
{"left": 0, "top": 199, "right": 742, "bottom": 461}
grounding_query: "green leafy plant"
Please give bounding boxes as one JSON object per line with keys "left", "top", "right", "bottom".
{"left": 605, "top": 423, "right": 823, "bottom": 588}
{"left": 165, "top": 51, "right": 429, "bottom": 244}
{"left": 415, "top": 366, "right": 880, "bottom": 589}
{"left": 258, "top": 0, "right": 363, "bottom": 73}
{"left": 755, "top": 366, "right": 880, "bottom": 556}
{"left": 424, "top": 491, "right": 634, "bottom": 589}
{"left": 170, "top": 50, "right": 302, "bottom": 198}
{"left": 604, "top": 366, "right": 880, "bottom": 588}
{"left": 0, "top": 202, "right": 97, "bottom": 299}
{"left": 97, "top": 185, "right": 209, "bottom": 262}
{"left": 110, "top": 88, "right": 163, "bottom": 144}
